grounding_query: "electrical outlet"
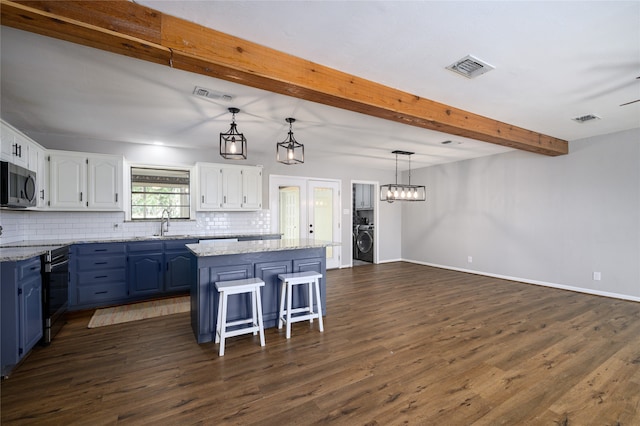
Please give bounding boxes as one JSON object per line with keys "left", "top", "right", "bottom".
{"left": 467, "top": 256, "right": 473, "bottom": 263}
{"left": 593, "top": 272, "right": 601, "bottom": 281}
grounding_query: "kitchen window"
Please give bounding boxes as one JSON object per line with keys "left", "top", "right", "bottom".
{"left": 130, "top": 167, "right": 190, "bottom": 220}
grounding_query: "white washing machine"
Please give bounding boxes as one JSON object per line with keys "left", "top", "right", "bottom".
{"left": 355, "top": 225, "right": 374, "bottom": 263}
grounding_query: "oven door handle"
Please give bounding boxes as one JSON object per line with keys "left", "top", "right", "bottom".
{"left": 46, "top": 259, "right": 69, "bottom": 273}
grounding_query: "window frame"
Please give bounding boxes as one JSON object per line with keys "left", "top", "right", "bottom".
{"left": 125, "top": 163, "right": 196, "bottom": 221}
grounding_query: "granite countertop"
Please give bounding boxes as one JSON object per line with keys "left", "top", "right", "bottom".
{"left": 187, "top": 238, "right": 338, "bottom": 257}
{"left": 0, "top": 233, "right": 282, "bottom": 262}
{"left": 0, "top": 245, "right": 63, "bottom": 262}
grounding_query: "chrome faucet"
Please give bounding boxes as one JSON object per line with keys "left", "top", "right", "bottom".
{"left": 160, "top": 209, "right": 170, "bottom": 236}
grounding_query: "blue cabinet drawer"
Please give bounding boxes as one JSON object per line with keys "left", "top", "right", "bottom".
{"left": 127, "top": 241, "right": 163, "bottom": 252}
{"left": 77, "top": 282, "right": 127, "bottom": 304}
{"left": 164, "top": 239, "right": 197, "bottom": 251}
{"left": 75, "top": 243, "right": 126, "bottom": 256}
{"left": 77, "top": 269, "right": 126, "bottom": 285}
{"left": 76, "top": 255, "right": 126, "bottom": 271}
{"left": 18, "top": 257, "right": 41, "bottom": 280}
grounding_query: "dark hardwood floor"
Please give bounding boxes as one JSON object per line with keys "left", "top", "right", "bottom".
{"left": 2, "top": 262, "right": 639, "bottom": 425}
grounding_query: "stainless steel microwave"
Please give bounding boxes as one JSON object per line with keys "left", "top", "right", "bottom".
{"left": 0, "top": 161, "right": 37, "bottom": 208}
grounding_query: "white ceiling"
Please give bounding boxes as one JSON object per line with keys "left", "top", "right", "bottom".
{"left": 1, "top": 1, "right": 638, "bottom": 171}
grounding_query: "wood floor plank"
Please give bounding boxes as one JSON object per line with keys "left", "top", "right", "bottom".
{"left": 2, "top": 262, "right": 639, "bottom": 425}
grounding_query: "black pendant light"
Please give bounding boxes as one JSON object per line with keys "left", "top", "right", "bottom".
{"left": 219, "top": 107, "right": 247, "bottom": 160}
{"left": 276, "top": 117, "right": 304, "bottom": 165}
{"left": 380, "top": 150, "right": 426, "bottom": 202}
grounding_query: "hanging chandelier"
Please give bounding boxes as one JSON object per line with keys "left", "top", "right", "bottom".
{"left": 276, "top": 117, "right": 304, "bottom": 165}
{"left": 380, "top": 150, "right": 426, "bottom": 202}
{"left": 219, "top": 107, "right": 247, "bottom": 160}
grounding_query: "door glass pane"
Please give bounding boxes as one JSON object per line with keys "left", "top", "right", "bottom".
{"left": 279, "top": 186, "right": 300, "bottom": 240}
{"left": 313, "top": 186, "right": 333, "bottom": 258}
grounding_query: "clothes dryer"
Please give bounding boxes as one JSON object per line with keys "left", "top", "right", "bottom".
{"left": 355, "top": 225, "right": 374, "bottom": 263}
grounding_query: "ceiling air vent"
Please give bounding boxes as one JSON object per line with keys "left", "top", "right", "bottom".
{"left": 192, "top": 86, "right": 234, "bottom": 102}
{"left": 446, "top": 55, "right": 495, "bottom": 79}
{"left": 572, "top": 114, "right": 601, "bottom": 123}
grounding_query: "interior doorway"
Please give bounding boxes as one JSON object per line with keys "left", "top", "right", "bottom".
{"left": 270, "top": 175, "right": 342, "bottom": 269}
{"left": 352, "top": 182, "right": 377, "bottom": 266}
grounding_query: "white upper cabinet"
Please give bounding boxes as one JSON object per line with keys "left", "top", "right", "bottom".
{"left": 48, "top": 150, "right": 123, "bottom": 211}
{"left": 241, "top": 167, "right": 262, "bottom": 209}
{"left": 197, "top": 163, "right": 223, "bottom": 209}
{"left": 88, "top": 156, "right": 123, "bottom": 210}
{"left": 221, "top": 167, "right": 243, "bottom": 209}
{"left": 31, "top": 143, "right": 48, "bottom": 208}
{"left": 1, "top": 119, "right": 45, "bottom": 173}
{"left": 196, "top": 162, "right": 263, "bottom": 211}
{"left": 48, "top": 152, "right": 87, "bottom": 209}
{"left": 354, "top": 184, "right": 373, "bottom": 210}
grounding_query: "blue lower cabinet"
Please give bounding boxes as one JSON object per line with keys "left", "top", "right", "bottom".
{"left": 1, "top": 256, "right": 43, "bottom": 377}
{"left": 128, "top": 252, "right": 164, "bottom": 297}
{"left": 127, "top": 239, "right": 198, "bottom": 298}
{"left": 69, "top": 243, "right": 127, "bottom": 310}
{"left": 191, "top": 248, "right": 326, "bottom": 343}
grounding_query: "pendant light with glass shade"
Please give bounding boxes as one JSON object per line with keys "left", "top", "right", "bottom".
{"left": 380, "top": 150, "right": 426, "bottom": 202}
{"left": 276, "top": 117, "right": 304, "bottom": 165}
{"left": 219, "top": 107, "right": 247, "bottom": 160}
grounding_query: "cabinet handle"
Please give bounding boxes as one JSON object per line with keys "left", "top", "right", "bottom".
{"left": 95, "top": 291, "right": 108, "bottom": 295}
{"left": 244, "top": 196, "right": 247, "bottom": 203}
{"left": 202, "top": 195, "right": 204, "bottom": 203}
{"left": 115, "top": 193, "right": 118, "bottom": 202}
{"left": 18, "top": 144, "right": 22, "bottom": 157}
{"left": 80, "top": 192, "right": 83, "bottom": 202}
{"left": 94, "top": 262, "right": 108, "bottom": 265}
{"left": 95, "top": 275, "right": 108, "bottom": 279}
{"left": 224, "top": 195, "right": 227, "bottom": 204}
{"left": 40, "top": 189, "right": 45, "bottom": 200}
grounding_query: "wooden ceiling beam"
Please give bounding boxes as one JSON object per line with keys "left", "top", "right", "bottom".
{"left": 1, "top": 0, "right": 568, "bottom": 156}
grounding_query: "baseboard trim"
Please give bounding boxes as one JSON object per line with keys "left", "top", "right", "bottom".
{"left": 403, "top": 258, "right": 640, "bottom": 303}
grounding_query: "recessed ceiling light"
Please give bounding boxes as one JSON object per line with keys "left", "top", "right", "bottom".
{"left": 572, "top": 114, "right": 601, "bottom": 123}
{"left": 446, "top": 55, "right": 495, "bottom": 79}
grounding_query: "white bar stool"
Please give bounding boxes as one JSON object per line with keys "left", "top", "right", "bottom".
{"left": 214, "top": 277, "right": 266, "bottom": 356}
{"left": 277, "top": 271, "right": 324, "bottom": 339}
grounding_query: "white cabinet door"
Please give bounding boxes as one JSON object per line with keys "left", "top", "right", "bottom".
{"left": 221, "top": 167, "right": 242, "bottom": 209}
{"left": 355, "top": 184, "right": 372, "bottom": 209}
{"left": 241, "top": 167, "right": 262, "bottom": 209}
{"left": 0, "top": 123, "right": 29, "bottom": 169}
{"left": 88, "top": 156, "right": 122, "bottom": 210}
{"left": 197, "top": 164, "right": 223, "bottom": 210}
{"left": 49, "top": 153, "right": 87, "bottom": 209}
{"left": 32, "top": 144, "right": 48, "bottom": 208}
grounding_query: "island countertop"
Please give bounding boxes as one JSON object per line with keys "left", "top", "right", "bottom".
{"left": 186, "top": 238, "right": 336, "bottom": 257}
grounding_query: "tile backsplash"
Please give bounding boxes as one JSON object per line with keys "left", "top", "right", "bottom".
{"left": 0, "top": 210, "right": 271, "bottom": 244}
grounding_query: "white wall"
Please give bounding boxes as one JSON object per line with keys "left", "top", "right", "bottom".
{"left": 402, "top": 128, "right": 640, "bottom": 301}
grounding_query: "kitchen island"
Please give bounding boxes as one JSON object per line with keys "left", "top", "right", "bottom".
{"left": 187, "top": 239, "right": 331, "bottom": 344}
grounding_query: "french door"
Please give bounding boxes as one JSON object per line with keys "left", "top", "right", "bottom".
{"left": 270, "top": 176, "right": 341, "bottom": 269}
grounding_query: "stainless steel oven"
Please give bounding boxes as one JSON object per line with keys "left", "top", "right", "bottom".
{"left": 41, "top": 246, "right": 69, "bottom": 345}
